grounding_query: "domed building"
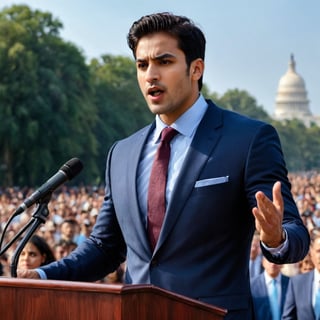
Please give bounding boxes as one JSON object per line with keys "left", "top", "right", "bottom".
{"left": 274, "top": 54, "right": 315, "bottom": 125}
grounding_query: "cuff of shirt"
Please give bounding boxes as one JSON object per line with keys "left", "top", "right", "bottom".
{"left": 36, "top": 268, "right": 48, "bottom": 279}
{"left": 261, "top": 228, "right": 289, "bottom": 256}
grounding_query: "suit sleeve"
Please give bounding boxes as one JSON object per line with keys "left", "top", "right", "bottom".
{"left": 41, "top": 143, "right": 127, "bottom": 281}
{"left": 244, "top": 123, "right": 310, "bottom": 263}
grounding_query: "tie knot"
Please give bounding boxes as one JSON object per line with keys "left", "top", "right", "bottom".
{"left": 161, "top": 127, "right": 178, "bottom": 143}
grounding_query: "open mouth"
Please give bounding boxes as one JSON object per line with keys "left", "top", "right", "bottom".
{"left": 148, "top": 87, "right": 164, "bottom": 97}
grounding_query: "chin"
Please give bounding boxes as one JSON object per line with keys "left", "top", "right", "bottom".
{"left": 148, "top": 105, "right": 163, "bottom": 115}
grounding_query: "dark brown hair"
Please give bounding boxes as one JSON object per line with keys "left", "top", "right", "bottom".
{"left": 29, "top": 235, "right": 55, "bottom": 265}
{"left": 127, "top": 12, "right": 206, "bottom": 90}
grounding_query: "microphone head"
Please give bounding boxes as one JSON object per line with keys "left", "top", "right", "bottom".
{"left": 60, "top": 158, "right": 83, "bottom": 180}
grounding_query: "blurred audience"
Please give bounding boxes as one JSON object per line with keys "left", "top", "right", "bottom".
{"left": 1, "top": 172, "right": 320, "bottom": 287}
{"left": 0, "top": 186, "right": 103, "bottom": 277}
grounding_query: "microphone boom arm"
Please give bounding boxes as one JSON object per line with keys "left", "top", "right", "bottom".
{"left": 10, "top": 193, "right": 52, "bottom": 277}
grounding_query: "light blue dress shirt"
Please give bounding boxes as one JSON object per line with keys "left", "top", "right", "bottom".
{"left": 136, "top": 94, "right": 208, "bottom": 227}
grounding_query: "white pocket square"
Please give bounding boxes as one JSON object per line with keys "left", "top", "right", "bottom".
{"left": 195, "top": 176, "right": 229, "bottom": 188}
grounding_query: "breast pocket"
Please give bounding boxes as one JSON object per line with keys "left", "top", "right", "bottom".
{"left": 195, "top": 176, "right": 229, "bottom": 188}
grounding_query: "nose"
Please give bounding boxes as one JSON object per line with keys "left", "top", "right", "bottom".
{"left": 22, "top": 254, "right": 30, "bottom": 261}
{"left": 145, "top": 64, "right": 159, "bottom": 83}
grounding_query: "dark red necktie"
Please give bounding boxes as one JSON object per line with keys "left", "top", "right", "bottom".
{"left": 147, "top": 127, "right": 178, "bottom": 250}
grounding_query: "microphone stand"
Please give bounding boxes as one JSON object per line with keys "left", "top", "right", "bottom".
{"left": 10, "top": 193, "right": 52, "bottom": 277}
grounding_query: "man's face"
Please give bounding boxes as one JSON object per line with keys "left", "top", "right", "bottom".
{"left": 135, "top": 32, "right": 203, "bottom": 125}
{"left": 262, "top": 258, "right": 282, "bottom": 278}
{"left": 18, "top": 243, "right": 45, "bottom": 270}
{"left": 61, "top": 222, "right": 75, "bottom": 239}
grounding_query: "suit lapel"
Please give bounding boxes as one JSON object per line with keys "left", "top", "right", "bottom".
{"left": 126, "top": 124, "right": 155, "bottom": 255}
{"left": 154, "top": 101, "right": 223, "bottom": 252}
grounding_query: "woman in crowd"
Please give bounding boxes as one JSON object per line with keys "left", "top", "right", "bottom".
{"left": 18, "top": 235, "right": 55, "bottom": 270}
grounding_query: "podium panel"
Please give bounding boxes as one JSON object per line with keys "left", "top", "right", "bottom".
{"left": 0, "top": 278, "right": 226, "bottom": 319}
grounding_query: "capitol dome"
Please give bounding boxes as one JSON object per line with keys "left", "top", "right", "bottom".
{"left": 274, "top": 54, "right": 311, "bottom": 122}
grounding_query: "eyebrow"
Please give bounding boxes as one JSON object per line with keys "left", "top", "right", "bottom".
{"left": 136, "top": 53, "right": 177, "bottom": 63}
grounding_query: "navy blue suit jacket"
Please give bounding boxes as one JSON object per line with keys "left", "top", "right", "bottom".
{"left": 282, "top": 270, "right": 315, "bottom": 320}
{"left": 251, "top": 272, "right": 289, "bottom": 319}
{"left": 41, "top": 100, "right": 310, "bottom": 319}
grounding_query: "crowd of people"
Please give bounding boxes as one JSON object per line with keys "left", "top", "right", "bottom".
{"left": 0, "top": 173, "right": 319, "bottom": 277}
{"left": 0, "top": 172, "right": 319, "bottom": 315}
{"left": 0, "top": 184, "right": 124, "bottom": 283}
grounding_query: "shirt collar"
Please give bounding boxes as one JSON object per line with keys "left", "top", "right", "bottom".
{"left": 264, "top": 271, "right": 281, "bottom": 285}
{"left": 314, "top": 269, "right": 320, "bottom": 285}
{"left": 152, "top": 94, "right": 208, "bottom": 143}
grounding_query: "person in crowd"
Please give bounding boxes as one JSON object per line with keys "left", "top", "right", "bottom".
{"left": 53, "top": 239, "right": 77, "bottom": 260}
{"left": 298, "top": 250, "right": 315, "bottom": 274}
{"left": 17, "top": 235, "right": 55, "bottom": 270}
{"left": 282, "top": 228, "right": 320, "bottom": 319}
{"left": 75, "top": 218, "right": 92, "bottom": 245}
{"left": 251, "top": 257, "right": 289, "bottom": 319}
{"left": 16, "top": 12, "right": 309, "bottom": 319}
{"left": 40, "top": 221, "right": 58, "bottom": 248}
{"left": 58, "top": 218, "right": 78, "bottom": 244}
{"left": 249, "top": 231, "right": 264, "bottom": 279}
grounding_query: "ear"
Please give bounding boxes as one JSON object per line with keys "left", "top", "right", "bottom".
{"left": 190, "top": 58, "right": 204, "bottom": 81}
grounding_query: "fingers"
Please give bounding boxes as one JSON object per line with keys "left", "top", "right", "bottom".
{"left": 254, "top": 181, "right": 283, "bottom": 221}
{"left": 17, "top": 269, "right": 40, "bottom": 279}
{"left": 254, "top": 190, "right": 274, "bottom": 223}
{"left": 272, "top": 181, "right": 284, "bottom": 213}
{"left": 252, "top": 181, "right": 284, "bottom": 247}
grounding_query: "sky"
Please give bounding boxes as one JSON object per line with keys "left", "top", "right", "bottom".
{"left": 1, "top": 0, "right": 319, "bottom": 116}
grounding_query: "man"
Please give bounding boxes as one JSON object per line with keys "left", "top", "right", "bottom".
{"left": 58, "top": 218, "right": 77, "bottom": 244}
{"left": 298, "top": 251, "right": 314, "bottom": 274}
{"left": 18, "top": 13, "right": 309, "bottom": 319}
{"left": 251, "top": 257, "right": 289, "bottom": 319}
{"left": 282, "top": 229, "right": 320, "bottom": 319}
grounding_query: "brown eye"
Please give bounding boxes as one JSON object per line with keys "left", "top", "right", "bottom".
{"left": 137, "top": 62, "right": 148, "bottom": 70}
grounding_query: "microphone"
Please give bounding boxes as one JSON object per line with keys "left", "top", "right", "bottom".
{"left": 13, "top": 158, "right": 83, "bottom": 216}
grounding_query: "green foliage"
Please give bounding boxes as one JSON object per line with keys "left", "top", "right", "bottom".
{"left": 0, "top": 5, "right": 98, "bottom": 185}
{"left": 205, "top": 88, "right": 272, "bottom": 123}
{"left": 272, "top": 120, "right": 320, "bottom": 171}
{"left": 89, "top": 54, "right": 153, "bottom": 175}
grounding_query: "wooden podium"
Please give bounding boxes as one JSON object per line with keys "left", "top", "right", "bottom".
{"left": 0, "top": 278, "right": 226, "bottom": 319}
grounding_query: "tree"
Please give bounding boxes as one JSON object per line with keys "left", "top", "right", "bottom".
{"left": 0, "top": 5, "right": 98, "bottom": 185}
{"left": 213, "top": 89, "right": 272, "bottom": 122}
{"left": 89, "top": 54, "right": 153, "bottom": 177}
{"left": 273, "top": 120, "right": 320, "bottom": 171}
